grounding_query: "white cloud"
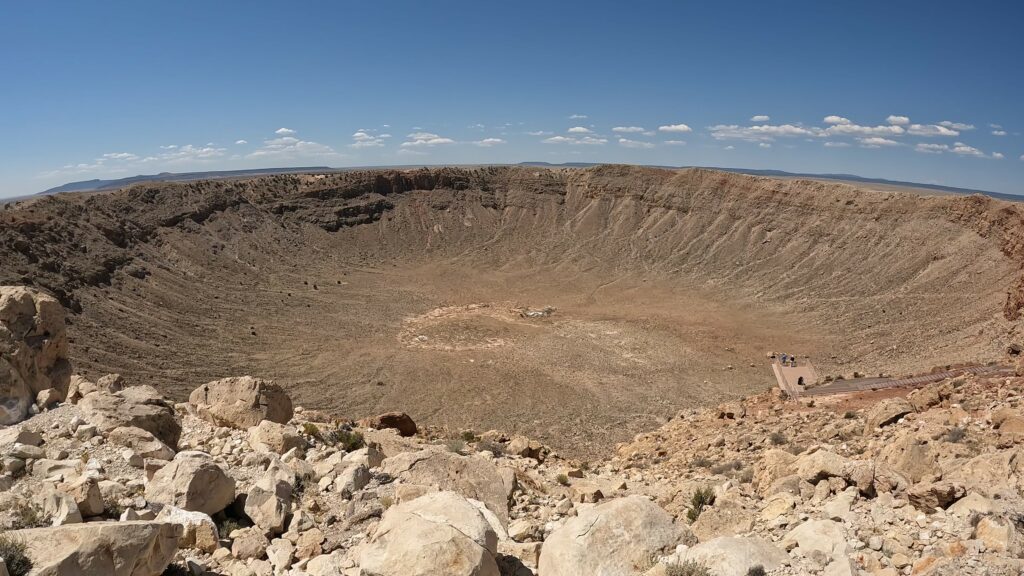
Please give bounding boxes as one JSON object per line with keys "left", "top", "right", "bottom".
{"left": 858, "top": 137, "right": 900, "bottom": 148}
{"left": 915, "top": 143, "right": 948, "bottom": 154}
{"left": 275, "top": 127, "right": 296, "bottom": 135}
{"left": 473, "top": 138, "right": 505, "bottom": 147}
{"left": 824, "top": 115, "right": 851, "bottom": 125}
{"left": 991, "top": 123, "right": 1003, "bottom": 129}
{"left": 750, "top": 115, "right": 770, "bottom": 122}
{"left": 886, "top": 115, "right": 910, "bottom": 125}
{"left": 906, "top": 124, "right": 959, "bottom": 137}
{"left": 1020, "top": 155, "right": 1024, "bottom": 161}
{"left": 939, "top": 121, "right": 975, "bottom": 131}
{"left": 658, "top": 123, "right": 692, "bottom": 133}
{"left": 350, "top": 130, "right": 391, "bottom": 149}
{"left": 160, "top": 145, "right": 177, "bottom": 150}
{"left": 825, "top": 123, "right": 905, "bottom": 137}
{"left": 993, "top": 152, "right": 1005, "bottom": 159}
{"left": 235, "top": 139, "right": 248, "bottom": 145}
{"left": 102, "top": 152, "right": 139, "bottom": 161}
{"left": 249, "top": 134, "right": 339, "bottom": 159}
{"left": 618, "top": 138, "right": 654, "bottom": 149}
{"left": 709, "top": 123, "right": 820, "bottom": 142}
{"left": 567, "top": 126, "right": 592, "bottom": 134}
{"left": 396, "top": 148, "right": 427, "bottom": 157}
{"left": 612, "top": 126, "right": 646, "bottom": 133}
{"left": 468, "top": 123, "right": 485, "bottom": 130}
{"left": 759, "top": 142, "right": 772, "bottom": 148}
{"left": 724, "top": 145, "right": 735, "bottom": 150}
{"left": 542, "top": 135, "right": 606, "bottom": 145}
{"left": 823, "top": 141, "right": 850, "bottom": 148}
{"left": 400, "top": 132, "right": 455, "bottom": 147}
{"left": 951, "top": 142, "right": 984, "bottom": 157}
{"left": 664, "top": 140, "right": 687, "bottom": 145}
{"left": 992, "top": 130, "right": 1007, "bottom": 136}
{"left": 527, "top": 130, "right": 552, "bottom": 136}
{"left": 569, "top": 114, "right": 587, "bottom": 119}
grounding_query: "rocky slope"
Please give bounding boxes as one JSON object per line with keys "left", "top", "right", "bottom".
{"left": 1, "top": 166, "right": 1022, "bottom": 455}
{"left": 1, "top": 285, "right": 1024, "bottom": 574}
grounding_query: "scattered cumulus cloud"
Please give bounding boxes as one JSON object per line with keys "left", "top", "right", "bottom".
{"left": 249, "top": 133, "right": 340, "bottom": 159}
{"left": 400, "top": 132, "right": 455, "bottom": 147}
{"left": 709, "top": 123, "right": 819, "bottom": 142}
{"left": 993, "top": 152, "right": 1005, "bottom": 159}
{"left": 823, "top": 141, "right": 850, "bottom": 148}
{"left": 613, "top": 126, "right": 646, "bottom": 133}
{"left": 567, "top": 126, "right": 592, "bottom": 134}
{"left": 939, "top": 121, "right": 975, "bottom": 131}
{"left": 824, "top": 115, "right": 851, "bottom": 125}
{"left": 906, "top": 124, "right": 959, "bottom": 137}
{"left": 527, "top": 130, "right": 552, "bottom": 136}
{"left": 664, "top": 140, "right": 687, "bottom": 145}
{"left": 542, "top": 135, "right": 606, "bottom": 145}
{"left": 235, "top": 139, "right": 248, "bottom": 145}
{"left": 275, "top": 128, "right": 296, "bottom": 135}
{"left": 723, "top": 145, "right": 735, "bottom": 150}
{"left": 750, "top": 115, "right": 770, "bottom": 122}
{"left": 886, "top": 115, "right": 910, "bottom": 125}
{"left": 350, "top": 130, "right": 391, "bottom": 149}
{"left": 473, "top": 138, "right": 505, "bottom": 147}
{"left": 569, "top": 114, "right": 588, "bottom": 119}
{"left": 992, "top": 129, "right": 1007, "bottom": 136}
{"left": 824, "top": 123, "right": 904, "bottom": 137}
{"left": 915, "top": 143, "right": 948, "bottom": 154}
{"left": 951, "top": 142, "right": 984, "bottom": 157}
{"left": 658, "top": 123, "right": 692, "bottom": 133}
{"left": 759, "top": 142, "right": 772, "bottom": 148}
{"left": 618, "top": 138, "right": 654, "bottom": 149}
{"left": 858, "top": 137, "right": 900, "bottom": 148}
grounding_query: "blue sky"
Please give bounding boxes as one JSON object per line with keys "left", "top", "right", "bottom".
{"left": 2, "top": 0, "right": 1022, "bottom": 197}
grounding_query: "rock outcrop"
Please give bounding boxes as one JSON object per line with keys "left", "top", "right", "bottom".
{"left": 144, "top": 451, "right": 235, "bottom": 515}
{"left": 0, "top": 286, "right": 71, "bottom": 425}
{"left": 78, "top": 385, "right": 181, "bottom": 447}
{"left": 13, "top": 521, "right": 181, "bottom": 576}
{"left": 189, "top": 376, "right": 293, "bottom": 429}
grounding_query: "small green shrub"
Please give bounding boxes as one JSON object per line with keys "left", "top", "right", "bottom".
{"left": 686, "top": 487, "right": 716, "bottom": 523}
{"left": 946, "top": 426, "right": 967, "bottom": 443}
{"left": 746, "top": 565, "right": 767, "bottom": 576}
{"left": 7, "top": 501, "right": 46, "bottom": 530}
{"left": 324, "top": 427, "right": 364, "bottom": 451}
{"left": 446, "top": 439, "right": 465, "bottom": 454}
{"left": 460, "top": 430, "right": 477, "bottom": 442}
{"left": 0, "top": 533, "right": 32, "bottom": 576}
{"left": 379, "top": 495, "right": 394, "bottom": 509}
{"left": 665, "top": 560, "right": 713, "bottom": 576}
{"left": 710, "top": 460, "right": 742, "bottom": 475}
{"left": 301, "top": 422, "right": 322, "bottom": 438}
{"left": 556, "top": 474, "right": 569, "bottom": 486}
{"left": 690, "top": 456, "right": 713, "bottom": 469}
{"left": 843, "top": 411, "right": 857, "bottom": 419}
{"left": 769, "top": 431, "right": 787, "bottom": 445}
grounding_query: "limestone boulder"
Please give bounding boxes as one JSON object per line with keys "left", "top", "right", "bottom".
{"left": 795, "top": 449, "right": 849, "bottom": 483}
{"left": 690, "top": 496, "right": 754, "bottom": 542}
{"left": 907, "top": 481, "right": 965, "bottom": 513}
{"left": 539, "top": 496, "right": 682, "bottom": 576}
{"left": 108, "top": 426, "right": 175, "bottom": 461}
{"left": 878, "top": 435, "right": 938, "bottom": 483}
{"left": 248, "top": 420, "right": 305, "bottom": 454}
{"left": 0, "top": 286, "right": 71, "bottom": 425}
{"left": 156, "top": 505, "right": 220, "bottom": 553}
{"left": 79, "top": 385, "right": 181, "bottom": 447}
{"left": 863, "top": 398, "right": 915, "bottom": 434}
{"left": 381, "top": 448, "right": 516, "bottom": 525}
{"left": 145, "top": 450, "right": 236, "bottom": 515}
{"left": 12, "top": 520, "right": 181, "bottom": 576}
{"left": 781, "top": 519, "right": 848, "bottom": 558}
{"left": 357, "top": 411, "right": 417, "bottom": 437}
{"left": 680, "top": 537, "right": 789, "bottom": 576}
{"left": 189, "top": 375, "right": 293, "bottom": 429}
{"left": 244, "top": 475, "right": 293, "bottom": 535}
{"left": 753, "top": 449, "right": 796, "bottom": 495}
{"left": 359, "top": 491, "right": 499, "bottom": 576}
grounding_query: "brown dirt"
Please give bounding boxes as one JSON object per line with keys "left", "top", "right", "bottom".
{"left": 2, "top": 165, "right": 1022, "bottom": 457}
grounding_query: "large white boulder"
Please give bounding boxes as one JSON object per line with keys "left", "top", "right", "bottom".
{"left": 359, "top": 491, "right": 500, "bottom": 576}
{"left": 680, "top": 537, "right": 789, "bottom": 576}
{"left": 0, "top": 286, "right": 71, "bottom": 425}
{"left": 539, "top": 496, "right": 682, "bottom": 576}
{"left": 79, "top": 385, "right": 181, "bottom": 447}
{"left": 11, "top": 520, "right": 181, "bottom": 576}
{"left": 189, "top": 375, "right": 293, "bottom": 429}
{"left": 144, "top": 451, "right": 235, "bottom": 515}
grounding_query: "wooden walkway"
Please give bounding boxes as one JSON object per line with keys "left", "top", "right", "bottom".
{"left": 798, "top": 364, "right": 1013, "bottom": 397}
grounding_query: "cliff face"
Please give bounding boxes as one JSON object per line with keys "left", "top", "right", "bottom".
{"left": 0, "top": 165, "right": 1020, "bottom": 454}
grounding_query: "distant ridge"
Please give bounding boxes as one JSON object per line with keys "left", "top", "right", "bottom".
{"left": 32, "top": 163, "right": 1020, "bottom": 202}
{"left": 518, "top": 162, "right": 1021, "bottom": 201}
{"left": 40, "top": 166, "right": 335, "bottom": 195}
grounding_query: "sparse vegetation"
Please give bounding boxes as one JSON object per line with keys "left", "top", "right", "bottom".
{"left": 665, "top": 560, "right": 713, "bottom": 576}
{"left": 843, "top": 411, "right": 857, "bottom": 419}
{"left": 746, "top": 565, "right": 767, "bottom": 576}
{"left": 710, "top": 459, "right": 742, "bottom": 475}
{"left": 556, "top": 473, "right": 569, "bottom": 486}
{"left": 6, "top": 501, "right": 46, "bottom": 530}
{"left": 379, "top": 495, "right": 394, "bottom": 509}
{"left": 446, "top": 439, "right": 465, "bottom": 454}
{"left": 460, "top": 430, "right": 477, "bottom": 442}
{"left": 162, "top": 564, "right": 189, "bottom": 576}
{"left": 769, "top": 431, "right": 787, "bottom": 445}
{"left": 946, "top": 426, "right": 967, "bottom": 443}
{"left": 0, "top": 533, "right": 32, "bottom": 576}
{"left": 324, "top": 427, "right": 364, "bottom": 451}
{"left": 301, "top": 422, "right": 322, "bottom": 438}
{"left": 690, "top": 456, "right": 713, "bottom": 469}
{"left": 476, "top": 440, "right": 504, "bottom": 456}
{"left": 686, "top": 487, "right": 715, "bottom": 523}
